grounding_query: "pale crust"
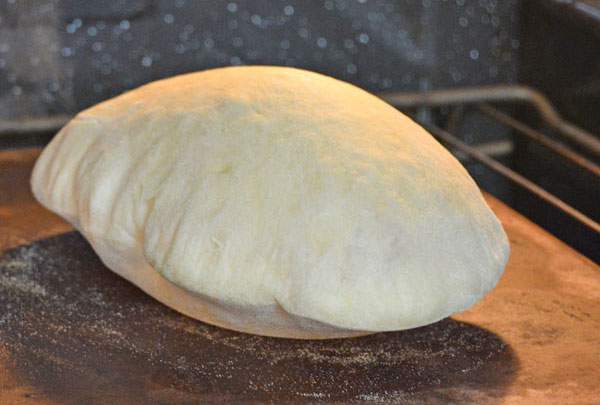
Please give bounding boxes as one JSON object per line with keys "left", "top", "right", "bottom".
{"left": 31, "top": 66, "right": 509, "bottom": 338}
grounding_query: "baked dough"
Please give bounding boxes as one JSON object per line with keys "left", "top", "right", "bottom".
{"left": 31, "top": 66, "right": 510, "bottom": 339}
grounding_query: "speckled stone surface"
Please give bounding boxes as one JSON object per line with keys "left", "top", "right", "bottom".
{"left": 0, "top": 0, "right": 519, "bottom": 119}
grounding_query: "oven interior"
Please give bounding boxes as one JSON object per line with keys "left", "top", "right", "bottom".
{"left": 0, "top": 0, "right": 598, "bottom": 261}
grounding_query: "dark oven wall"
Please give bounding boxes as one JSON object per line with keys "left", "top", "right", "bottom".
{"left": 516, "top": 0, "right": 600, "bottom": 262}
{"left": 0, "top": 0, "right": 519, "bottom": 120}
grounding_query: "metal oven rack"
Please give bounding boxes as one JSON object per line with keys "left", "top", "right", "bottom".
{"left": 381, "top": 85, "right": 600, "bottom": 235}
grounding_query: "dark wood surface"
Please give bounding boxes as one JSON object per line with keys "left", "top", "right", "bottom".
{"left": 1, "top": 148, "right": 599, "bottom": 404}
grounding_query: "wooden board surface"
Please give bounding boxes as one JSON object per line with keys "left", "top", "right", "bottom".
{"left": 0, "top": 148, "right": 599, "bottom": 404}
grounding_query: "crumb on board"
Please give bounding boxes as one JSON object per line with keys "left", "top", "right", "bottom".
{"left": 0, "top": 232, "right": 517, "bottom": 403}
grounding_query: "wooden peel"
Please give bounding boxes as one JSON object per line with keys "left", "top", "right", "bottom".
{"left": 0, "top": 148, "right": 598, "bottom": 404}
